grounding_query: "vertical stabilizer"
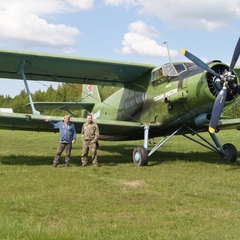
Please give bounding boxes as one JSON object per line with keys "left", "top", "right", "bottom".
{"left": 81, "top": 84, "right": 101, "bottom": 117}
{"left": 81, "top": 84, "right": 101, "bottom": 103}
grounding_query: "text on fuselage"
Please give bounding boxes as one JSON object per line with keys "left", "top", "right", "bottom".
{"left": 153, "top": 88, "right": 178, "bottom": 102}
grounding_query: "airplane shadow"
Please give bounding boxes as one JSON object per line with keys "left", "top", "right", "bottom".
{"left": 148, "top": 151, "right": 240, "bottom": 167}
{"left": 99, "top": 144, "right": 240, "bottom": 167}
{"left": 1, "top": 143, "right": 240, "bottom": 167}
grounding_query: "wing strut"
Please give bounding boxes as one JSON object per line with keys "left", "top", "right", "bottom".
{"left": 18, "top": 61, "right": 40, "bottom": 115}
{"left": 146, "top": 125, "right": 237, "bottom": 163}
{"left": 148, "top": 126, "right": 183, "bottom": 157}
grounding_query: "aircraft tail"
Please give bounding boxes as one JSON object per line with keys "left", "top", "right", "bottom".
{"left": 81, "top": 84, "right": 101, "bottom": 104}
{"left": 81, "top": 84, "right": 101, "bottom": 117}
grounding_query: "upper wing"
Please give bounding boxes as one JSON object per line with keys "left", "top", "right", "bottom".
{"left": 0, "top": 49, "right": 155, "bottom": 89}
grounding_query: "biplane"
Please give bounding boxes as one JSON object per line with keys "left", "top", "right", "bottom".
{"left": 1, "top": 38, "right": 240, "bottom": 166}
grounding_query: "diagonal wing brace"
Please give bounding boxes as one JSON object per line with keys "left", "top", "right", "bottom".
{"left": 17, "top": 60, "right": 40, "bottom": 115}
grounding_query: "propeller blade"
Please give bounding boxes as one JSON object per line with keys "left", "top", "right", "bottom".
{"left": 181, "top": 49, "right": 221, "bottom": 78}
{"left": 229, "top": 37, "right": 240, "bottom": 72}
{"left": 209, "top": 87, "right": 227, "bottom": 133}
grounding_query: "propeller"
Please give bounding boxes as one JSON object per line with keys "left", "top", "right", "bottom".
{"left": 208, "top": 85, "right": 227, "bottom": 133}
{"left": 181, "top": 37, "right": 240, "bottom": 133}
{"left": 181, "top": 49, "right": 221, "bottom": 78}
{"left": 229, "top": 37, "right": 240, "bottom": 73}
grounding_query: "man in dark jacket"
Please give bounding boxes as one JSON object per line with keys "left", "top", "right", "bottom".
{"left": 45, "top": 115, "right": 76, "bottom": 167}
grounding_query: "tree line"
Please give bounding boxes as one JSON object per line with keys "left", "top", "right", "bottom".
{"left": 0, "top": 83, "right": 118, "bottom": 117}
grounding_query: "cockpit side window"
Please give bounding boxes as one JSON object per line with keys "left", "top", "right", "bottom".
{"left": 184, "top": 62, "right": 197, "bottom": 70}
{"left": 151, "top": 67, "right": 166, "bottom": 86}
{"left": 173, "top": 63, "right": 187, "bottom": 75}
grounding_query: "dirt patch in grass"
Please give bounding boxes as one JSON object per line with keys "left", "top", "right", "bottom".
{"left": 119, "top": 180, "right": 145, "bottom": 187}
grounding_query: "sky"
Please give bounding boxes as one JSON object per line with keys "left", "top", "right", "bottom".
{"left": 0, "top": 0, "right": 240, "bottom": 97}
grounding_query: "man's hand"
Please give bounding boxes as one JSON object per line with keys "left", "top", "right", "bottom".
{"left": 72, "top": 140, "right": 76, "bottom": 144}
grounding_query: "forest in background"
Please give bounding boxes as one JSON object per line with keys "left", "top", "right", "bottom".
{"left": 0, "top": 82, "right": 240, "bottom": 118}
{"left": 0, "top": 83, "right": 117, "bottom": 117}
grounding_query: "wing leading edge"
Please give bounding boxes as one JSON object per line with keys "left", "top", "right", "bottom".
{"left": 215, "top": 117, "right": 240, "bottom": 131}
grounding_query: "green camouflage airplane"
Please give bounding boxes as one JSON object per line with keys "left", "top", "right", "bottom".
{"left": 1, "top": 38, "right": 240, "bottom": 166}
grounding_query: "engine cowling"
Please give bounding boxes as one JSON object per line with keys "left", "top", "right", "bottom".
{"left": 206, "top": 61, "right": 239, "bottom": 102}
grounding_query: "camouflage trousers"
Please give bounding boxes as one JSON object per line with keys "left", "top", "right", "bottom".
{"left": 81, "top": 140, "right": 98, "bottom": 166}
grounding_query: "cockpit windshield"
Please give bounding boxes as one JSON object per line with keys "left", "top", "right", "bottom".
{"left": 162, "top": 64, "right": 178, "bottom": 77}
{"left": 151, "top": 62, "right": 196, "bottom": 85}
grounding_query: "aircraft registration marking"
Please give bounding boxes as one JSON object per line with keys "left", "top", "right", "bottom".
{"left": 153, "top": 88, "right": 178, "bottom": 102}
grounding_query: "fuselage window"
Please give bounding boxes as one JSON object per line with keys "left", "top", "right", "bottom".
{"left": 125, "top": 93, "right": 145, "bottom": 110}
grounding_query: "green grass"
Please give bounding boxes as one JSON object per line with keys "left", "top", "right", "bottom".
{"left": 1, "top": 129, "right": 240, "bottom": 239}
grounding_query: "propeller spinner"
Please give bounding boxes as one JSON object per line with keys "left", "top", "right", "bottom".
{"left": 181, "top": 37, "right": 240, "bottom": 133}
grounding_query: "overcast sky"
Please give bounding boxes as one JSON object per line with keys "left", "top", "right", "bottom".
{"left": 1, "top": 0, "right": 240, "bottom": 97}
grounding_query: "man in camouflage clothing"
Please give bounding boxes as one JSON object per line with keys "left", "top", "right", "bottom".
{"left": 81, "top": 114, "right": 99, "bottom": 166}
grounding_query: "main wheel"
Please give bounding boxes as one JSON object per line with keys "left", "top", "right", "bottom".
{"left": 133, "top": 146, "right": 148, "bottom": 166}
{"left": 221, "top": 143, "right": 237, "bottom": 163}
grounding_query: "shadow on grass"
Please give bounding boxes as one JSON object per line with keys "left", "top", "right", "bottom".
{"left": 0, "top": 154, "right": 131, "bottom": 166}
{"left": 1, "top": 143, "right": 240, "bottom": 167}
{"left": 148, "top": 150, "right": 240, "bottom": 167}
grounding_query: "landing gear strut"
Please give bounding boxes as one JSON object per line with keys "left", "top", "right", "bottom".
{"left": 133, "top": 125, "right": 150, "bottom": 166}
{"left": 132, "top": 125, "right": 238, "bottom": 166}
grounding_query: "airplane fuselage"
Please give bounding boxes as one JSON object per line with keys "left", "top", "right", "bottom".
{"left": 94, "top": 61, "right": 239, "bottom": 140}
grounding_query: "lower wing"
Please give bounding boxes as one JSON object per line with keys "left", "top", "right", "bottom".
{"left": 0, "top": 112, "right": 143, "bottom": 140}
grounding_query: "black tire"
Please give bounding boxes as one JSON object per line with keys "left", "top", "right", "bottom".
{"left": 221, "top": 143, "right": 237, "bottom": 163}
{"left": 133, "top": 146, "right": 148, "bottom": 166}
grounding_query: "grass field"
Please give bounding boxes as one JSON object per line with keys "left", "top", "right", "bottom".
{"left": 1, "top": 129, "right": 240, "bottom": 239}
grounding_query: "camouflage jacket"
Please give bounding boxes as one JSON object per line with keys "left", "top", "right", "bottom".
{"left": 81, "top": 121, "right": 99, "bottom": 142}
